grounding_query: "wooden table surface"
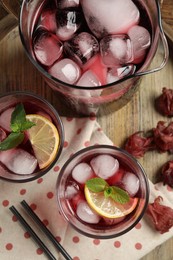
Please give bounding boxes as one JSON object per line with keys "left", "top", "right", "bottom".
{"left": 0, "top": 1, "right": 173, "bottom": 259}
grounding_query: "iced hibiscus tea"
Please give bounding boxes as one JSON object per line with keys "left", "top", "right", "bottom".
{"left": 31, "top": 0, "right": 152, "bottom": 89}
{"left": 0, "top": 92, "right": 64, "bottom": 182}
{"left": 56, "top": 145, "right": 149, "bottom": 238}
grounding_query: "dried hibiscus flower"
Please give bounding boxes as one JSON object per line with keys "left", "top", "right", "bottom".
{"left": 146, "top": 196, "right": 173, "bottom": 234}
{"left": 161, "top": 160, "right": 173, "bottom": 187}
{"left": 124, "top": 131, "right": 154, "bottom": 158}
{"left": 153, "top": 121, "right": 173, "bottom": 153}
{"left": 155, "top": 87, "right": 173, "bottom": 117}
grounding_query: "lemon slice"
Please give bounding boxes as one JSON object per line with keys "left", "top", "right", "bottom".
{"left": 26, "top": 114, "right": 60, "bottom": 169}
{"left": 84, "top": 185, "right": 138, "bottom": 219}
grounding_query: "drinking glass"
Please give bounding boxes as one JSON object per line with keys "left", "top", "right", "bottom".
{"left": 56, "top": 145, "right": 149, "bottom": 239}
{"left": 0, "top": 91, "right": 64, "bottom": 183}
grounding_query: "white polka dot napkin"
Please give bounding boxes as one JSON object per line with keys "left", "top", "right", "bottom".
{"left": 0, "top": 117, "right": 173, "bottom": 260}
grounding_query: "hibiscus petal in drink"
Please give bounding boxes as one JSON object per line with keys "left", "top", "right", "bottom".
{"left": 48, "top": 58, "right": 81, "bottom": 84}
{"left": 57, "top": 0, "right": 80, "bottom": 9}
{"left": 107, "top": 65, "right": 136, "bottom": 84}
{"left": 120, "top": 172, "right": 140, "bottom": 197}
{"left": 81, "top": 0, "right": 140, "bottom": 38}
{"left": 38, "top": 9, "right": 57, "bottom": 33}
{"left": 33, "top": 30, "right": 63, "bottom": 66}
{"left": 64, "top": 32, "right": 99, "bottom": 66}
{"left": 128, "top": 25, "right": 151, "bottom": 64}
{"left": 100, "top": 34, "right": 133, "bottom": 67}
{"left": 0, "top": 149, "right": 38, "bottom": 175}
{"left": 56, "top": 10, "right": 82, "bottom": 41}
{"left": 76, "top": 200, "right": 101, "bottom": 224}
{"left": 0, "top": 107, "right": 15, "bottom": 132}
{"left": 90, "top": 154, "right": 119, "bottom": 180}
{"left": 72, "top": 162, "right": 94, "bottom": 184}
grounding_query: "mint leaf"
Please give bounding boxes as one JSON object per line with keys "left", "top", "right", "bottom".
{"left": 11, "top": 103, "right": 35, "bottom": 132}
{"left": 105, "top": 186, "right": 130, "bottom": 204}
{"left": 86, "top": 177, "right": 108, "bottom": 192}
{"left": 0, "top": 132, "right": 24, "bottom": 151}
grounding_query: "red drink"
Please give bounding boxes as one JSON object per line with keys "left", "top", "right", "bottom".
{"left": 56, "top": 145, "right": 149, "bottom": 238}
{"left": 31, "top": 0, "right": 152, "bottom": 87}
{"left": 19, "top": 0, "right": 167, "bottom": 115}
{"left": 0, "top": 92, "right": 64, "bottom": 182}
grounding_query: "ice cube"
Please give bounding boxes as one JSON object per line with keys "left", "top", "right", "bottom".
{"left": 107, "top": 65, "right": 136, "bottom": 84}
{"left": 90, "top": 154, "right": 119, "bottom": 180}
{"left": 56, "top": 9, "right": 82, "bottom": 41}
{"left": 0, "top": 149, "right": 38, "bottom": 175}
{"left": 128, "top": 25, "right": 151, "bottom": 64}
{"left": 81, "top": 0, "right": 140, "bottom": 38}
{"left": 0, "top": 128, "right": 6, "bottom": 141}
{"left": 76, "top": 200, "right": 101, "bottom": 224}
{"left": 83, "top": 55, "right": 107, "bottom": 85}
{"left": 65, "top": 180, "right": 80, "bottom": 199}
{"left": 33, "top": 30, "right": 63, "bottom": 66}
{"left": 57, "top": 0, "right": 80, "bottom": 9}
{"left": 77, "top": 70, "right": 101, "bottom": 87}
{"left": 121, "top": 172, "right": 140, "bottom": 197}
{"left": 0, "top": 107, "right": 15, "bottom": 132}
{"left": 64, "top": 32, "right": 99, "bottom": 66}
{"left": 48, "top": 58, "right": 81, "bottom": 84}
{"left": 100, "top": 35, "right": 133, "bottom": 66}
{"left": 38, "top": 9, "right": 57, "bottom": 33}
{"left": 72, "top": 162, "right": 94, "bottom": 184}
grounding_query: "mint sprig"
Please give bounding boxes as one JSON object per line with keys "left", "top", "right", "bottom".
{"left": 86, "top": 177, "right": 129, "bottom": 204}
{"left": 0, "top": 103, "right": 35, "bottom": 151}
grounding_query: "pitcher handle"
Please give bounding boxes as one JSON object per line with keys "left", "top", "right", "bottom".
{"left": 132, "top": 0, "right": 169, "bottom": 78}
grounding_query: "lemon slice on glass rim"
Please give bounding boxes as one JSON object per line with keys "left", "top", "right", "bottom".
{"left": 26, "top": 114, "right": 60, "bottom": 169}
{"left": 84, "top": 185, "right": 139, "bottom": 219}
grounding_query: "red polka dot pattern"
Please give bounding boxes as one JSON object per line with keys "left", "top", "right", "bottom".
{"left": 20, "top": 189, "right": 26, "bottom": 195}
{"left": 24, "top": 232, "right": 31, "bottom": 239}
{"left": 2, "top": 200, "right": 9, "bottom": 207}
{"left": 135, "top": 243, "right": 142, "bottom": 250}
{"left": 73, "top": 257, "right": 80, "bottom": 260}
{"left": 64, "top": 141, "right": 69, "bottom": 148}
{"left": 6, "top": 243, "right": 13, "bottom": 250}
{"left": 72, "top": 236, "right": 80, "bottom": 243}
{"left": 54, "top": 165, "right": 60, "bottom": 172}
{"left": 37, "top": 178, "right": 43, "bottom": 184}
{"left": 12, "top": 215, "right": 18, "bottom": 222}
{"left": 36, "top": 248, "right": 43, "bottom": 255}
{"left": 56, "top": 236, "right": 61, "bottom": 242}
{"left": 135, "top": 222, "right": 142, "bottom": 229}
{"left": 114, "top": 241, "right": 121, "bottom": 248}
{"left": 30, "top": 203, "right": 37, "bottom": 211}
{"left": 77, "top": 128, "right": 82, "bottom": 135}
{"left": 93, "top": 239, "right": 100, "bottom": 245}
{"left": 42, "top": 219, "right": 49, "bottom": 226}
{"left": 66, "top": 117, "right": 73, "bottom": 122}
{"left": 84, "top": 141, "right": 90, "bottom": 147}
{"left": 47, "top": 192, "right": 54, "bottom": 199}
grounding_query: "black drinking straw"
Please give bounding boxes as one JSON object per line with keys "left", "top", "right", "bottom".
{"left": 21, "top": 200, "right": 72, "bottom": 260}
{"left": 9, "top": 206, "right": 56, "bottom": 260}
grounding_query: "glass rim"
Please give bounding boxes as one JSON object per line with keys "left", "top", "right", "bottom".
{"left": 0, "top": 90, "right": 64, "bottom": 183}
